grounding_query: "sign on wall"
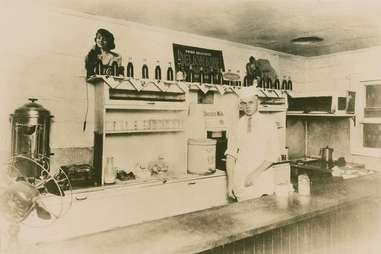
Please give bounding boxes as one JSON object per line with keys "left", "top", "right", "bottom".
{"left": 172, "top": 43, "right": 225, "bottom": 82}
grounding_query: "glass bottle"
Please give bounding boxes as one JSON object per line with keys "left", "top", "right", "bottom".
{"left": 155, "top": 60, "right": 161, "bottom": 80}
{"left": 256, "top": 76, "right": 262, "bottom": 88}
{"left": 95, "top": 61, "right": 103, "bottom": 75}
{"left": 200, "top": 66, "right": 204, "bottom": 84}
{"left": 142, "top": 59, "right": 149, "bottom": 79}
{"left": 176, "top": 64, "right": 184, "bottom": 81}
{"left": 203, "top": 67, "right": 211, "bottom": 84}
{"left": 281, "top": 76, "right": 288, "bottom": 90}
{"left": 267, "top": 78, "right": 273, "bottom": 89}
{"left": 167, "top": 62, "right": 174, "bottom": 81}
{"left": 126, "top": 57, "right": 134, "bottom": 78}
{"left": 287, "top": 76, "right": 293, "bottom": 91}
{"left": 274, "top": 77, "right": 280, "bottom": 90}
{"left": 210, "top": 68, "right": 215, "bottom": 84}
{"left": 236, "top": 70, "right": 241, "bottom": 86}
{"left": 188, "top": 65, "right": 194, "bottom": 83}
{"left": 227, "top": 69, "right": 232, "bottom": 86}
{"left": 111, "top": 62, "right": 118, "bottom": 76}
{"left": 218, "top": 68, "right": 223, "bottom": 85}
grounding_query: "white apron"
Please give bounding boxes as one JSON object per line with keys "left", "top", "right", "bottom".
{"left": 227, "top": 114, "right": 280, "bottom": 201}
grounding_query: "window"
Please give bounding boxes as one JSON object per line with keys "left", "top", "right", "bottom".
{"left": 363, "top": 124, "right": 381, "bottom": 148}
{"left": 351, "top": 80, "right": 381, "bottom": 157}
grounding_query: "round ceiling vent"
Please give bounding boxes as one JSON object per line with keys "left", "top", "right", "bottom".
{"left": 291, "top": 36, "right": 324, "bottom": 45}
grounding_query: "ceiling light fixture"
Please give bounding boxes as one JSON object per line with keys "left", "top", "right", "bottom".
{"left": 291, "top": 36, "right": 324, "bottom": 45}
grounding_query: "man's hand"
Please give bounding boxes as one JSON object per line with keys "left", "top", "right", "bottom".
{"left": 244, "top": 178, "right": 254, "bottom": 187}
{"left": 227, "top": 183, "right": 237, "bottom": 201}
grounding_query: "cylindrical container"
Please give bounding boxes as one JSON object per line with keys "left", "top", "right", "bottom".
{"left": 187, "top": 139, "right": 216, "bottom": 175}
{"left": 298, "top": 174, "right": 311, "bottom": 195}
{"left": 287, "top": 78, "right": 293, "bottom": 91}
{"left": 281, "top": 79, "right": 288, "bottom": 90}
{"left": 167, "top": 62, "right": 174, "bottom": 81}
{"left": 10, "top": 98, "right": 53, "bottom": 176}
{"left": 274, "top": 78, "right": 280, "bottom": 90}
{"left": 142, "top": 59, "right": 149, "bottom": 79}
{"left": 126, "top": 58, "right": 134, "bottom": 78}
{"left": 104, "top": 157, "right": 116, "bottom": 184}
{"left": 155, "top": 61, "right": 161, "bottom": 80}
{"left": 111, "top": 62, "right": 118, "bottom": 76}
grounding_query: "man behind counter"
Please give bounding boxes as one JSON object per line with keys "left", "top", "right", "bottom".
{"left": 225, "top": 87, "right": 281, "bottom": 201}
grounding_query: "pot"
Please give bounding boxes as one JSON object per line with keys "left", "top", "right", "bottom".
{"left": 320, "top": 146, "right": 334, "bottom": 163}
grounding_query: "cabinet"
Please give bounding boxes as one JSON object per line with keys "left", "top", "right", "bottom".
{"left": 89, "top": 76, "right": 188, "bottom": 185}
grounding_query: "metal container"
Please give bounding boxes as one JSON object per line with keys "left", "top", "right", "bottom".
{"left": 187, "top": 139, "right": 216, "bottom": 175}
{"left": 319, "top": 146, "right": 334, "bottom": 163}
{"left": 10, "top": 98, "right": 53, "bottom": 176}
{"left": 298, "top": 174, "right": 311, "bottom": 196}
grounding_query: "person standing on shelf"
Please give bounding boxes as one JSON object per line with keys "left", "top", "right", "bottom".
{"left": 244, "top": 56, "right": 260, "bottom": 86}
{"left": 225, "top": 87, "right": 281, "bottom": 201}
{"left": 85, "top": 28, "right": 123, "bottom": 77}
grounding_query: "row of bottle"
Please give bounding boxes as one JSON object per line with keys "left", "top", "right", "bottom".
{"left": 255, "top": 77, "right": 293, "bottom": 90}
{"left": 94, "top": 58, "right": 226, "bottom": 84}
{"left": 93, "top": 60, "right": 292, "bottom": 90}
{"left": 93, "top": 59, "right": 177, "bottom": 80}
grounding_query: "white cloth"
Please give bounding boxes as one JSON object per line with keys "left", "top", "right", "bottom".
{"left": 225, "top": 113, "right": 280, "bottom": 200}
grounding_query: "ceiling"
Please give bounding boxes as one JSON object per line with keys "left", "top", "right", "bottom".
{"left": 36, "top": 0, "right": 381, "bottom": 56}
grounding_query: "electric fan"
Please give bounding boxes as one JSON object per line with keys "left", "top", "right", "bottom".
{"left": 0, "top": 155, "right": 72, "bottom": 226}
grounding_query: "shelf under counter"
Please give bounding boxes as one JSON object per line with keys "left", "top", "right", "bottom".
{"left": 104, "top": 102, "right": 187, "bottom": 111}
{"left": 68, "top": 169, "right": 227, "bottom": 194}
{"left": 104, "top": 128, "right": 184, "bottom": 135}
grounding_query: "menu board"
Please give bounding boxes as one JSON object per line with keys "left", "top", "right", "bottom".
{"left": 172, "top": 43, "right": 225, "bottom": 82}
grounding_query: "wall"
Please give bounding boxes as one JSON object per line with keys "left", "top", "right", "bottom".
{"left": 303, "top": 46, "right": 381, "bottom": 170}
{"left": 0, "top": 1, "right": 306, "bottom": 168}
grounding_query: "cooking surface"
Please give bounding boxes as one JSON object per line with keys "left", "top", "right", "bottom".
{"left": 291, "top": 159, "right": 333, "bottom": 172}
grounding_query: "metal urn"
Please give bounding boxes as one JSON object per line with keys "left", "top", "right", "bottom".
{"left": 10, "top": 98, "right": 53, "bottom": 176}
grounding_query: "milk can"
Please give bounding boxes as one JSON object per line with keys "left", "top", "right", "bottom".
{"left": 298, "top": 174, "right": 311, "bottom": 196}
{"left": 10, "top": 98, "right": 53, "bottom": 176}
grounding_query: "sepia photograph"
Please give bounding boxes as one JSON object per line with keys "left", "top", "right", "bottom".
{"left": 0, "top": 0, "right": 380, "bottom": 253}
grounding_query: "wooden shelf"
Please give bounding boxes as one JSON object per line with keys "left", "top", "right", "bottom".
{"left": 359, "top": 118, "right": 381, "bottom": 124}
{"left": 259, "top": 106, "right": 287, "bottom": 112}
{"left": 105, "top": 103, "right": 187, "bottom": 111}
{"left": 287, "top": 112, "right": 355, "bottom": 117}
{"left": 105, "top": 128, "right": 184, "bottom": 135}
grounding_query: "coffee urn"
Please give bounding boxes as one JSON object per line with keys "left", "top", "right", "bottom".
{"left": 10, "top": 98, "right": 53, "bottom": 176}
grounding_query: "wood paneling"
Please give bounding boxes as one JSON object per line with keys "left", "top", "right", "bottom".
{"left": 200, "top": 199, "right": 381, "bottom": 254}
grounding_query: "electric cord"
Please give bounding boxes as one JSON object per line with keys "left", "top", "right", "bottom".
{"left": 83, "top": 81, "right": 89, "bottom": 131}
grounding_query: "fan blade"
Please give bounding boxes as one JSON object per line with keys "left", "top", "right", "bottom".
{"left": 35, "top": 201, "right": 52, "bottom": 220}
{"left": 45, "top": 179, "right": 65, "bottom": 196}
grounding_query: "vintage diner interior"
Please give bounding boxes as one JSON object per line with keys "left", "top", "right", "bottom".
{"left": 0, "top": 0, "right": 381, "bottom": 253}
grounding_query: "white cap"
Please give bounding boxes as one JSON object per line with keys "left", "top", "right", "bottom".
{"left": 238, "top": 86, "right": 258, "bottom": 100}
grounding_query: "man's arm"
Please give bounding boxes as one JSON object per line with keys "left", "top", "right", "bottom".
{"left": 226, "top": 154, "right": 237, "bottom": 200}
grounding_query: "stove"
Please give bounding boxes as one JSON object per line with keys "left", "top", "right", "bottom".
{"left": 290, "top": 158, "right": 333, "bottom": 188}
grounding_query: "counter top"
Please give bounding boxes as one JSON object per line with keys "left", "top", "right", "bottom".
{"left": 17, "top": 173, "right": 381, "bottom": 254}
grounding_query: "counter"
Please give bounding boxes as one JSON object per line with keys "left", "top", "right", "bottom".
{"left": 14, "top": 173, "right": 381, "bottom": 254}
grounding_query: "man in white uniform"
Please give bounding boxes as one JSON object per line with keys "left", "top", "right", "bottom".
{"left": 225, "top": 87, "right": 280, "bottom": 201}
